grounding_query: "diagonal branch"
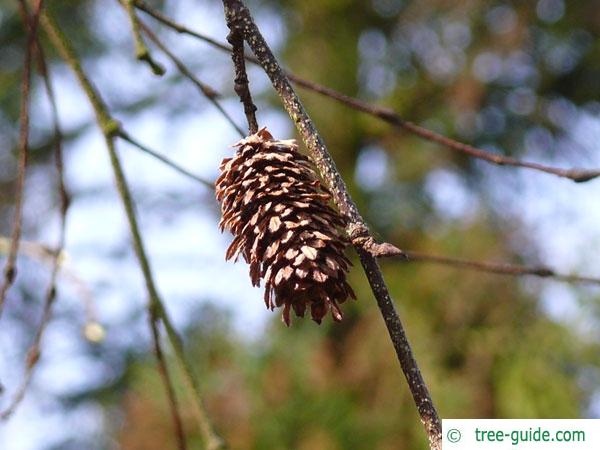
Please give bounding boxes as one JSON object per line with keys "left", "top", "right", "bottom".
{"left": 126, "top": 5, "right": 245, "bottom": 137}
{"left": 95, "top": 137, "right": 600, "bottom": 287}
{"left": 149, "top": 315, "right": 188, "bottom": 450}
{"left": 285, "top": 80, "right": 600, "bottom": 183}
{"left": 135, "top": 0, "right": 234, "bottom": 55}
{"left": 122, "top": 0, "right": 165, "bottom": 75}
{"left": 117, "top": 0, "right": 245, "bottom": 136}
{"left": 113, "top": 132, "right": 600, "bottom": 288}
{"left": 136, "top": 0, "right": 600, "bottom": 183}
{"left": 41, "top": 13, "right": 224, "bottom": 450}
{"left": 0, "top": 0, "right": 70, "bottom": 419}
{"left": 404, "top": 251, "right": 600, "bottom": 286}
{"left": 0, "top": 0, "right": 44, "bottom": 318}
{"left": 356, "top": 248, "right": 441, "bottom": 446}
{"left": 117, "top": 130, "right": 214, "bottom": 188}
{"left": 221, "top": 1, "right": 440, "bottom": 449}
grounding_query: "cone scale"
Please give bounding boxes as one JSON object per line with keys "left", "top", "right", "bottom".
{"left": 216, "top": 128, "right": 355, "bottom": 325}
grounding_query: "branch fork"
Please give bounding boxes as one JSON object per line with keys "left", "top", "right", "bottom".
{"left": 348, "top": 223, "right": 406, "bottom": 258}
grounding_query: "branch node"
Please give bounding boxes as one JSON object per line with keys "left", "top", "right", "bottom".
{"left": 137, "top": 49, "right": 167, "bottom": 76}
{"left": 3, "top": 266, "right": 16, "bottom": 284}
{"left": 102, "top": 118, "right": 122, "bottom": 138}
{"left": 532, "top": 267, "right": 554, "bottom": 277}
{"left": 348, "top": 224, "right": 406, "bottom": 258}
{"left": 124, "top": 0, "right": 166, "bottom": 76}
{"left": 25, "top": 348, "right": 40, "bottom": 368}
{"left": 571, "top": 169, "right": 600, "bottom": 183}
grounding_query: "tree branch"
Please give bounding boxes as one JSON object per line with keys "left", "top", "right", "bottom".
{"left": 117, "top": 130, "right": 214, "bottom": 188}
{"left": 356, "top": 248, "right": 441, "bottom": 449}
{"left": 285, "top": 81, "right": 600, "bottom": 183}
{"left": 114, "top": 129, "right": 600, "bottom": 289}
{"left": 123, "top": 0, "right": 165, "bottom": 75}
{"left": 221, "top": 1, "right": 440, "bottom": 449}
{"left": 118, "top": 0, "right": 245, "bottom": 136}
{"left": 0, "top": 0, "right": 70, "bottom": 419}
{"left": 135, "top": 0, "right": 234, "bottom": 55}
{"left": 404, "top": 251, "right": 600, "bottom": 286}
{"left": 130, "top": 10, "right": 245, "bottom": 137}
{"left": 224, "top": 23, "right": 258, "bottom": 134}
{"left": 137, "top": 0, "right": 600, "bottom": 183}
{"left": 149, "top": 315, "right": 188, "bottom": 450}
{"left": 41, "top": 13, "right": 224, "bottom": 450}
{"left": 0, "top": 0, "right": 44, "bottom": 319}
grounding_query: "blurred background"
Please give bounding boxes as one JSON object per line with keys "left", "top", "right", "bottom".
{"left": 1, "top": 0, "right": 600, "bottom": 449}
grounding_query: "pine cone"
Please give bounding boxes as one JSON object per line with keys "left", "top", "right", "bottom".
{"left": 216, "top": 128, "right": 355, "bottom": 325}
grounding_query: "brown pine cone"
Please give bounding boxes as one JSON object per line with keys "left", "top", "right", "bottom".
{"left": 215, "top": 128, "right": 355, "bottom": 325}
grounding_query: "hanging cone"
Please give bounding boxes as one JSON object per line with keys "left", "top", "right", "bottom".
{"left": 215, "top": 128, "right": 355, "bottom": 325}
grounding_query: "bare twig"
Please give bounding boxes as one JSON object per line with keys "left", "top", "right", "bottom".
{"left": 0, "top": 0, "right": 70, "bottom": 419}
{"left": 356, "top": 247, "right": 441, "bottom": 447}
{"left": 5, "top": 234, "right": 598, "bottom": 291}
{"left": 0, "top": 0, "right": 44, "bottom": 319}
{"left": 0, "top": 236, "right": 104, "bottom": 346}
{"left": 116, "top": 133, "right": 600, "bottom": 289}
{"left": 33, "top": 4, "right": 70, "bottom": 348}
{"left": 404, "top": 251, "right": 600, "bottom": 286}
{"left": 134, "top": 16, "right": 245, "bottom": 137}
{"left": 117, "top": 130, "right": 214, "bottom": 188}
{"left": 137, "top": 0, "right": 600, "bottom": 183}
{"left": 224, "top": 24, "right": 257, "bottom": 134}
{"left": 285, "top": 80, "right": 600, "bottom": 183}
{"left": 135, "top": 0, "right": 234, "bottom": 55}
{"left": 123, "top": 0, "right": 165, "bottom": 75}
{"left": 221, "top": 1, "right": 440, "bottom": 449}
{"left": 353, "top": 234, "right": 406, "bottom": 258}
{"left": 221, "top": 2, "right": 375, "bottom": 240}
{"left": 149, "top": 315, "right": 188, "bottom": 450}
{"left": 41, "top": 13, "right": 224, "bottom": 450}
{"left": 0, "top": 252, "right": 56, "bottom": 419}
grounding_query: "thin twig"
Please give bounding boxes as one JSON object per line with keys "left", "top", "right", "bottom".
{"left": 0, "top": 236, "right": 105, "bottom": 345}
{"left": 356, "top": 248, "right": 441, "bottom": 448}
{"left": 221, "top": 1, "right": 403, "bottom": 255}
{"left": 404, "top": 251, "right": 600, "bottom": 286}
{"left": 225, "top": 25, "right": 257, "bottom": 134}
{"left": 158, "top": 307, "right": 223, "bottom": 449}
{"left": 221, "top": 1, "right": 440, "bottom": 449}
{"left": 285, "top": 80, "right": 600, "bottom": 183}
{"left": 123, "top": 0, "right": 165, "bottom": 75}
{"left": 149, "top": 315, "right": 188, "bottom": 450}
{"left": 0, "top": 255, "right": 55, "bottom": 419}
{"left": 41, "top": 13, "right": 224, "bottom": 450}
{"left": 135, "top": 0, "right": 234, "bottom": 54}
{"left": 110, "top": 115, "right": 600, "bottom": 289}
{"left": 5, "top": 234, "right": 598, "bottom": 290}
{"left": 0, "top": 0, "right": 70, "bottom": 420}
{"left": 117, "top": 130, "right": 214, "bottom": 188}
{"left": 0, "top": 0, "right": 44, "bottom": 319}
{"left": 32, "top": 3, "right": 70, "bottom": 345}
{"left": 137, "top": 0, "right": 600, "bottom": 183}
{"left": 133, "top": 16, "right": 245, "bottom": 137}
